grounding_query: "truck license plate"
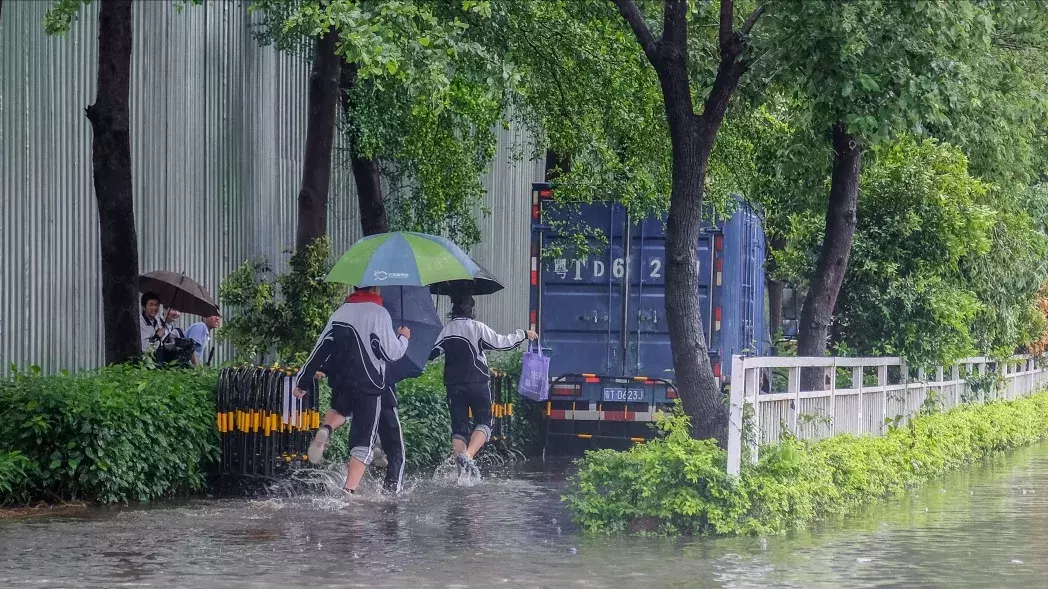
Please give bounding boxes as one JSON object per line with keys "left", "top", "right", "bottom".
{"left": 602, "top": 388, "right": 645, "bottom": 402}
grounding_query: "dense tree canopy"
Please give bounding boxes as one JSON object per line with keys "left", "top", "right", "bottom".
{"left": 250, "top": 0, "right": 513, "bottom": 247}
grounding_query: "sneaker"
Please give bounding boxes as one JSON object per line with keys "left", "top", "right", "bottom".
{"left": 464, "top": 457, "right": 481, "bottom": 478}
{"left": 456, "top": 453, "right": 479, "bottom": 478}
{"left": 307, "top": 427, "right": 330, "bottom": 464}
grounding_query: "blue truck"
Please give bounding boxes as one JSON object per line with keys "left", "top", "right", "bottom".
{"left": 527, "top": 182, "right": 769, "bottom": 446}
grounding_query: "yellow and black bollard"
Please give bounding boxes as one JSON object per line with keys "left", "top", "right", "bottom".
{"left": 214, "top": 366, "right": 321, "bottom": 478}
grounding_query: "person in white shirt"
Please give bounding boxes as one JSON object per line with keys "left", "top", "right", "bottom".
{"left": 140, "top": 293, "right": 165, "bottom": 352}
{"left": 429, "top": 293, "right": 536, "bottom": 473}
{"left": 185, "top": 314, "right": 221, "bottom": 367}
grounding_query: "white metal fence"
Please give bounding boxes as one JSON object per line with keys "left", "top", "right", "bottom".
{"left": 726, "top": 355, "right": 1048, "bottom": 475}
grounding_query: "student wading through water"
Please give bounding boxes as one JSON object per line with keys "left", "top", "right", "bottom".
{"left": 430, "top": 293, "right": 537, "bottom": 473}
{"left": 293, "top": 286, "right": 410, "bottom": 495}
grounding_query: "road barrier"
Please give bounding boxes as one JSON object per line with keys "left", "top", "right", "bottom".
{"left": 214, "top": 368, "right": 524, "bottom": 477}
{"left": 214, "top": 367, "right": 320, "bottom": 477}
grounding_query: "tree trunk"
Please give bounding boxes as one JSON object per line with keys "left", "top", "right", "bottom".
{"left": 768, "top": 279, "right": 784, "bottom": 343}
{"left": 613, "top": 0, "right": 760, "bottom": 443}
{"left": 766, "top": 234, "right": 787, "bottom": 348}
{"left": 664, "top": 142, "right": 725, "bottom": 441}
{"left": 295, "top": 29, "right": 341, "bottom": 251}
{"left": 797, "top": 123, "right": 862, "bottom": 390}
{"left": 87, "top": 0, "right": 140, "bottom": 366}
{"left": 339, "top": 61, "right": 387, "bottom": 237}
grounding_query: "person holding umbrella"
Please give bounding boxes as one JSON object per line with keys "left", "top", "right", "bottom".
{"left": 306, "top": 285, "right": 442, "bottom": 495}
{"left": 309, "top": 230, "right": 508, "bottom": 490}
{"left": 293, "top": 286, "right": 411, "bottom": 495}
{"left": 140, "top": 292, "right": 166, "bottom": 351}
{"left": 139, "top": 271, "right": 223, "bottom": 367}
{"left": 430, "top": 291, "right": 537, "bottom": 473}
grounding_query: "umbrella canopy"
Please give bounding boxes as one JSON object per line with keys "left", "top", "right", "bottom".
{"left": 326, "top": 231, "right": 479, "bottom": 287}
{"left": 429, "top": 261, "right": 505, "bottom": 296}
{"left": 139, "top": 271, "right": 220, "bottom": 317}
{"left": 382, "top": 285, "right": 444, "bottom": 385}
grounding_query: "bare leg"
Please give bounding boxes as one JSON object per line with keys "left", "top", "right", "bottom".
{"left": 324, "top": 409, "right": 347, "bottom": 430}
{"left": 308, "top": 410, "right": 346, "bottom": 464}
{"left": 344, "top": 457, "right": 368, "bottom": 492}
{"left": 452, "top": 437, "right": 467, "bottom": 456}
{"left": 464, "top": 429, "right": 487, "bottom": 460}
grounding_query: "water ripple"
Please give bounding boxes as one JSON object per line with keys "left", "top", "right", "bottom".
{"left": 3, "top": 448, "right": 1048, "bottom": 587}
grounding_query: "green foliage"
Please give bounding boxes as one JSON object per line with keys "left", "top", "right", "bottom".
{"left": 218, "top": 237, "right": 343, "bottom": 364}
{"left": 933, "top": 4, "right": 1048, "bottom": 187}
{"left": 567, "top": 391, "right": 1048, "bottom": 536}
{"left": 0, "top": 366, "right": 219, "bottom": 504}
{"left": 964, "top": 183, "right": 1048, "bottom": 356}
{"left": 500, "top": 0, "right": 671, "bottom": 217}
{"left": 43, "top": 0, "right": 91, "bottom": 35}
{"left": 0, "top": 451, "right": 31, "bottom": 501}
{"left": 834, "top": 137, "right": 994, "bottom": 364}
{"left": 762, "top": 0, "right": 995, "bottom": 144}
{"left": 250, "top": 0, "right": 510, "bottom": 248}
{"left": 44, "top": 0, "right": 203, "bottom": 35}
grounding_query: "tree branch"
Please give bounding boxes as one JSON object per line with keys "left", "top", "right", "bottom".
{"left": 611, "top": 0, "right": 660, "bottom": 66}
{"left": 719, "top": 0, "right": 733, "bottom": 47}
{"left": 740, "top": 3, "right": 767, "bottom": 36}
{"left": 663, "top": 0, "right": 688, "bottom": 52}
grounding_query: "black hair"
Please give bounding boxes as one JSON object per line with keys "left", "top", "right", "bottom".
{"left": 141, "top": 292, "right": 160, "bottom": 308}
{"left": 449, "top": 293, "right": 476, "bottom": 320}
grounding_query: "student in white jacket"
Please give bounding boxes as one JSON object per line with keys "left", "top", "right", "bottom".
{"left": 430, "top": 293, "right": 536, "bottom": 472}
{"left": 294, "top": 286, "right": 410, "bottom": 495}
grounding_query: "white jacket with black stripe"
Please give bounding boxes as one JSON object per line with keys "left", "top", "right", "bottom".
{"left": 429, "top": 317, "right": 527, "bottom": 387}
{"left": 295, "top": 301, "right": 409, "bottom": 395}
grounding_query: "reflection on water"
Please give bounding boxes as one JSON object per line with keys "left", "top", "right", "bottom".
{"left": 3, "top": 445, "right": 1048, "bottom": 588}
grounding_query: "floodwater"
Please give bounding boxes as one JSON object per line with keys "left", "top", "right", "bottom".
{"left": 3, "top": 445, "right": 1048, "bottom": 588}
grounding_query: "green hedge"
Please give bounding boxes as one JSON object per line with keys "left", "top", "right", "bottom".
{"left": 0, "top": 366, "right": 219, "bottom": 504}
{"left": 566, "top": 391, "right": 1048, "bottom": 536}
{"left": 0, "top": 352, "right": 539, "bottom": 505}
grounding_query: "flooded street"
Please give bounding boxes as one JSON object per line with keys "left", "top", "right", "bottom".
{"left": 4, "top": 445, "right": 1048, "bottom": 588}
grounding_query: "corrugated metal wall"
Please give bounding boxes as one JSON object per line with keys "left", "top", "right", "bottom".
{"left": 0, "top": 0, "right": 540, "bottom": 374}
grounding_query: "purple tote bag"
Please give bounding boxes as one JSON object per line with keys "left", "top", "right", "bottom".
{"left": 518, "top": 341, "right": 550, "bottom": 402}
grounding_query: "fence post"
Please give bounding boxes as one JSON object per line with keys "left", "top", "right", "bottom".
{"left": 900, "top": 359, "right": 910, "bottom": 424}
{"left": 853, "top": 366, "right": 864, "bottom": 435}
{"left": 878, "top": 365, "right": 889, "bottom": 433}
{"left": 978, "top": 362, "right": 987, "bottom": 403}
{"left": 787, "top": 366, "right": 800, "bottom": 435}
{"left": 917, "top": 367, "right": 927, "bottom": 415}
{"left": 950, "top": 364, "right": 960, "bottom": 408}
{"left": 828, "top": 361, "right": 837, "bottom": 437}
{"left": 727, "top": 355, "right": 745, "bottom": 477}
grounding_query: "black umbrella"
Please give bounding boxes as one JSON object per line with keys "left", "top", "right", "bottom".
{"left": 429, "top": 261, "right": 505, "bottom": 296}
{"left": 383, "top": 285, "right": 444, "bottom": 384}
{"left": 139, "top": 271, "right": 220, "bottom": 317}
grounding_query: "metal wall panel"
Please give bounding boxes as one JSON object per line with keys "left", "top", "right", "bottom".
{"left": 0, "top": 0, "right": 539, "bottom": 374}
